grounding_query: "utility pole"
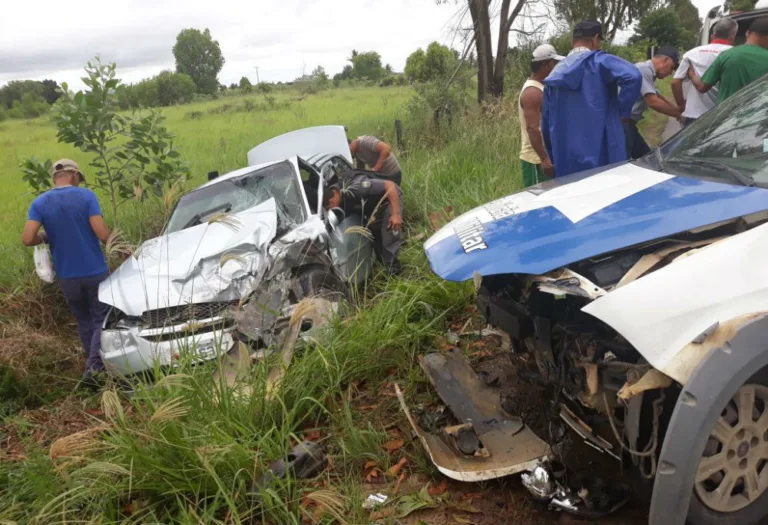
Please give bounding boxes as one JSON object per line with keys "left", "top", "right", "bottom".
{"left": 253, "top": 66, "right": 260, "bottom": 84}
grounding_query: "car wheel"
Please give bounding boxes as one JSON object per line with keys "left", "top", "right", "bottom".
{"left": 687, "top": 382, "right": 768, "bottom": 525}
{"left": 293, "top": 265, "right": 349, "bottom": 303}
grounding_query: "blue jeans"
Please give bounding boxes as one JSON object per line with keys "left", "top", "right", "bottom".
{"left": 58, "top": 272, "right": 109, "bottom": 376}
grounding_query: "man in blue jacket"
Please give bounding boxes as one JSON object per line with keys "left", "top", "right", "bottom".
{"left": 542, "top": 20, "right": 642, "bottom": 177}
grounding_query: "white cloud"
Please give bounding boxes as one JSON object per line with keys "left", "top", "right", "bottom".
{"left": 0, "top": 0, "right": 461, "bottom": 89}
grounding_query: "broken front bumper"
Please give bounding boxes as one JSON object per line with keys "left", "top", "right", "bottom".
{"left": 101, "top": 320, "right": 235, "bottom": 377}
{"left": 397, "top": 349, "right": 550, "bottom": 481}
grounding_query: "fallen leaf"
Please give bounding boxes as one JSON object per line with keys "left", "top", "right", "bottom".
{"left": 364, "top": 460, "right": 378, "bottom": 469}
{"left": 85, "top": 408, "right": 104, "bottom": 417}
{"left": 121, "top": 502, "right": 136, "bottom": 515}
{"left": 462, "top": 492, "right": 484, "bottom": 501}
{"left": 358, "top": 404, "right": 378, "bottom": 411}
{"left": 382, "top": 439, "right": 405, "bottom": 452}
{"left": 469, "top": 349, "right": 492, "bottom": 359}
{"left": 394, "top": 471, "right": 407, "bottom": 492}
{"left": 387, "top": 457, "right": 407, "bottom": 477}
{"left": 427, "top": 480, "right": 448, "bottom": 497}
{"left": 370, "top": 507, "right": 395, "bottom": 521}
{"left": 303, "top": 430, "right": 322, "bottom": 441}
{"left": 453, "top": 514, "right": 477, "bottom": 524}
{"left": 412, "top": 232, "right": 426, "bottom": 241}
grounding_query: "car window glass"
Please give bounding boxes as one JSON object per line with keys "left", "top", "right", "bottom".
{"left": 662, "top": 77, "right": 768, "bottom": 183}
{"left": 165, "top": 161, "right": 307, "bottom": 234}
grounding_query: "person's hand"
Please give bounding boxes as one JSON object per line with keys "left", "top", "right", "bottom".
{"left": 541, "top": 159, "right": 555, "bottom": 179}
{"left": 687, "top": 65, "right": 696, "bottom": 79}
{"left": 388, "top": 214, "right": 403, "bottom": 231}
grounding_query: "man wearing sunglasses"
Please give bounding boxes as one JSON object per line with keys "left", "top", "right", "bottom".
{"left": 542, "top": 20, "right": 642, "bottom": 177}
{"left": 21, "top": 159, "right": 111, "bottom": 388}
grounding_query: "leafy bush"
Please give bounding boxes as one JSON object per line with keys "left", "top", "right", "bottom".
{"left": 405, "top": 42, "right": 458, "bottom": 83}
{"left": 155, "top": 71, "right": 196, "bottom": 106}
{"left": 45, "top": 57, "right": 190, "bottom": 223}
{"left": 0, "top": 106, "right": 6, "bottom": 121}
{"left": 20, "top": 158, "right": 52, "bottom": 195}
{"left": 256, "top": 82, "right": 273, "bottom": 94}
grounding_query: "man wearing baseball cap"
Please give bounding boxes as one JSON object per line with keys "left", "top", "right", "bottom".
{"left": 542, "top": 20, "right": 642, "bottom": 177}
{"left": 624, "top": 46, "right": 683, "bottom": 159}
{"left": 519, "top": 44, "right": 563, "bottom": 185}
{"left": 21, "top": 159, "right": 112, "bottom": 388}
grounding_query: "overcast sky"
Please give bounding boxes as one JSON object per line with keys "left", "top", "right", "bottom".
{"left": 1, "top": 0, "right": 719, "bottom": 90}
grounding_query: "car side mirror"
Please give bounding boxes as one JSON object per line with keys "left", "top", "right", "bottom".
{"left": 327, "top": 207, "right": 345, "bottom": 230}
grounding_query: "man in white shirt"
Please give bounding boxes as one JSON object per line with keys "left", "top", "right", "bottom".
{"left": 671, "top": 17, "right": 737, "bottom": 127}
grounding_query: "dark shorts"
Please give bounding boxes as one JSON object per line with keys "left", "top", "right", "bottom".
{"left": 521, "top": 160, "right": 543, "bottom": 187}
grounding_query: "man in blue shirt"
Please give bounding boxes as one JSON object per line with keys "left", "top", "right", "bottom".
{"left": 21, "top": 159, "right": 111, "bottom": 386}
{"left": 542, "top": 20, "right": 642, "bottom": 177}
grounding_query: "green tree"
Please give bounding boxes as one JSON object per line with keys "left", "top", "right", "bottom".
{"left": 239, "top": 76, "right": 253, "bottom": 92}
{"left": 311, "top": 66, "right": 330, "bottom": 88}
{"left": 48, "top": 58, "right": 190, "bottom": 224}
{"left": 554, "top": 0, "right": 660, "bottom": 41}
{"left": 631, "top": 7, "right": 686, "bottom": 47}
{"left": 173, "top": 28, "right": 225, "bottom": 95}
{"left": 155, "top": 71, "right": 196, "bottom": 106}
{"left": 731, "top": 0, "right": 756, "bottom": 11}
{"left": 350, "top": 51, "right": 385, "bottom": 81}
{"left": 405, "top": 42, "right": 456, "bottom": 82}
{"left": 668, "top": 0, "right": 701, "bottom": 48}
{"left": 40, "top": 80, "right": 62, "bottom": 105}
{"left": 0, "top": 80, "right": 44, "bottom": 109}
{"left": 333, "top": 64, "right": 353, "bottom": 81}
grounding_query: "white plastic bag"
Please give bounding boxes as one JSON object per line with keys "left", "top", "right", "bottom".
{"left": 34, "top": 244, "right": 55, "bottom": 283}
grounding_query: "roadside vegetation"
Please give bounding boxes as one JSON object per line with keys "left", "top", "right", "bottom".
{"left": 2, "top": 15, "right": 671, "bottom": 523}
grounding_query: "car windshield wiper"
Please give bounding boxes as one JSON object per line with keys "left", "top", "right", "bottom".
{"left": 665, "top": 157, "right": 756, "bottom": 187}
{"left": 181, "top": 203, "right": 232, "bottom": 229}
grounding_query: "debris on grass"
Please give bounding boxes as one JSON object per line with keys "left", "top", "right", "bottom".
{"left": 387, "top": 457, "right": 407, "bottom": 477}
{"left": 362, "top": 493, "right": 389, "bottom": 509}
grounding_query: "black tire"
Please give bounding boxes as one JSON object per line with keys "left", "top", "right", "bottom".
{"left": 687, "top": 376, "right": 768, "bottom": 525}
{"left": 292, "top": 265, "right": 349, "bottom": 303}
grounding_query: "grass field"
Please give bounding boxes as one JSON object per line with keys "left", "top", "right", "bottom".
{"left": 0, "top": 87, "right": 414, "bottom": 286}
{"left": 0, "top": 81, "right": 665, "bottom": 524}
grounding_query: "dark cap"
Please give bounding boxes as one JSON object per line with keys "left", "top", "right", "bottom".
{"left": 573, "top": 20, "right": 603, "bottom": 39}
{"left": 655, "top": 45, "right": 680, "bottom": 67}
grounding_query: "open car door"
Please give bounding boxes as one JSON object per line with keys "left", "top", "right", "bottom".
{"left": 248, "top": 126, "right": 353, "bottom": 167}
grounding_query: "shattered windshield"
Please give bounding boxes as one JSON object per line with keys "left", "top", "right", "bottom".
{"left": 658, "top": 76, "right": 768, "bottom": 186}
{"left": 165, "top": 160, "right": 307, "bottom": 234}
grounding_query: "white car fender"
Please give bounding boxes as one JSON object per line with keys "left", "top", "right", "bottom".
{"left": 583, "top": 221, "right": 768, "bottom": 385}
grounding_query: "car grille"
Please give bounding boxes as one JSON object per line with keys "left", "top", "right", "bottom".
{"left": 141, "top": 300, "right": 239, "bottom": 329}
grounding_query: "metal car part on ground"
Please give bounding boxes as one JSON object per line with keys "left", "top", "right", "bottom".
{"left": 413, "top": 77, "right": 768, "bottom": 525}
{"left": 99, "top": 126, "right": 372, "bottom": 378}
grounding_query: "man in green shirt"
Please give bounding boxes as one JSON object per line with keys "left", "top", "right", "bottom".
{"left": 688, "top": 17, "right": 768, "bottom": 104}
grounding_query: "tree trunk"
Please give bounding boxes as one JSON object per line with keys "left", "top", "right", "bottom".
{"left": 469, "top": 0, "right": 493, "bottom": 103}
{"left": 491, "top": 0, "right": 527, "bottom": 98}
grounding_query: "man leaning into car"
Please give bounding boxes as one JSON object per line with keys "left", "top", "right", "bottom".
{"left": 322, "top": 171, "right": 404, "bottom": 275}
{"left": 21, "top": 159, "right": 111, "bottom": 388}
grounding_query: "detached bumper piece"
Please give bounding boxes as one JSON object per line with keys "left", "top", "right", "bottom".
{"left": 397, "top": 349, "right": 549, "bottom": 482}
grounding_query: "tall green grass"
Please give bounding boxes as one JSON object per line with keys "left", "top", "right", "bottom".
{"left": 0, "top": 87, "right": 534, "bottom": 523}
{"left": 0, "top": 87, "right": 411, "bottom": 286}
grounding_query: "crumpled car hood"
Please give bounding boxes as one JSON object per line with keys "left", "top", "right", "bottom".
{"left": 425, "top": 163, "right": 768, "bottom": 281}
{"left": 247, "top": 126, "right": 352, "bottom": 166}
{"left": 99, "top": 199, "right": 278, "bottom": 317}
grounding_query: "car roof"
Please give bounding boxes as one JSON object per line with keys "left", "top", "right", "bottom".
{"left": 197, "top": 158, "right": 295, "bottom": 190}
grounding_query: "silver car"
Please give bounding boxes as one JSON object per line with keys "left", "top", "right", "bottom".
{"left": 99, "top": 126, "right": 374, "bottom": 377}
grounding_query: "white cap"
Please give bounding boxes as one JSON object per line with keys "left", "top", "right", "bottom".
{"left": 532, "top": 44, "right": 565, "bottom": 62}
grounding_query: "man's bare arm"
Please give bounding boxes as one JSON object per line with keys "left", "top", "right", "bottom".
{"left": 372, "top": 141, "right": 392, "bottom": 172}
{"left": 645, "top": 94, "right": 682, "bottom": 118}
{"left": 21, "top": 220, "right": 44, "bottom": 246}
{"left": 520, "top": 87, "right": 553, "bottom": 176}
{"left": 688, "top": 66, "right": 713, "bottom": 94}
{"left": 89, "top": 215, "right": 111, "bottom": 242}
{"left": 671, "top": 78, "right": 686, "bottom": 111}
{"left": 382, "top": 180, "right": 402, "bottom": 230}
